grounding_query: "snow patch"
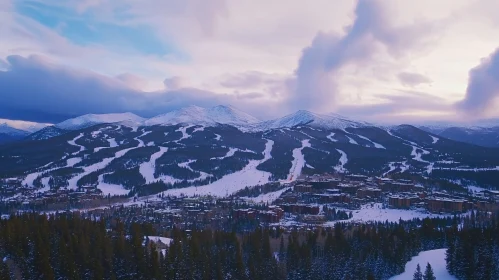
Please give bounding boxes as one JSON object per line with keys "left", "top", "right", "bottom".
{"left": 326, "top": 133, "right": 337, "bottom": 142}
{"left": 389, "top": 249, "right": 456, "bottom": 280}
{"left": 139, "top": 147, "right": 168, "bottom": 184}
{"left": 334, "top": 149, "right": 348, "bottom": 173}
{"left": 285, "top": 140, "right": 311, "bottom": 182}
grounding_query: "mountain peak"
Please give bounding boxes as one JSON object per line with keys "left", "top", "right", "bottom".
{"left": 145, "top": 105, "right": 259, "bottom": 126}
{"left": 56, "top": 112, "right": 145, "bottom": 130}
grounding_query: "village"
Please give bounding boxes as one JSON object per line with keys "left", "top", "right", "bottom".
{"left": 2, "top": 173, "right": 499, "bottom": 231}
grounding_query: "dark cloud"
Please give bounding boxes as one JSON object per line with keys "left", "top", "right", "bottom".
{"left": 398, "top": 72, "right": 432, "bottom": 87}
{"left": 0, "top": 55, "right": 281, "bottom": 123}
{"left": 457, "top": 47, "right": 499, "bottom": 116}
{"left": 289, "top": 0, "right": 435, "bottom": 113}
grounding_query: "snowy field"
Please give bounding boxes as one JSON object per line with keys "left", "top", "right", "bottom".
{"left": 332, "top": 203, "right": 464, "bottom": 223}
{"left": 390, "top": 249, "right": 456, "bottom": 280}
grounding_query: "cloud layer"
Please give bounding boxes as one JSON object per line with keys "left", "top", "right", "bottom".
{"left": 458, "top": 48, "right": 499, "bottom": 117}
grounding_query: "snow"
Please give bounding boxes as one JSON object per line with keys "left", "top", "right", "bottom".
{"left": 94, "top": 138, "right": 119, "bottom": 152}
{"left": 97, "top": 173, "right": 130, "bottom": 196}
{"left": 327, "top": 133, "right": 337, "bottom": 142}
{"left": 139, "top": 147, "right": 168, "bottom": 183}
{"left": 389, "top": 249, "right": 456, "bottom": 280}
{"left": 430, "top": 135, "right": 440, "bottom": 144}
{"left": 285, "top": 140, "right": 311, "bottom": 182}
{"left": 145, "top": 236, "right": 173, "bottom": 246}
{"left": 175, "top": 126, "right": 194, "bottom": 142}
{"left": 345, "top": 135, "right": 358, "bottom": 145}
{"left": 68, "top": 133, "right": 151, "bottom": 190}
{"left": 192, "top": 126, "right": 205, "bottom": 133}
{"left": 252, "top": 110, "right": 369, "bottom": 131}
{"left": 0, "top": 118, "right": 51, "bottom": 133}
{"left": 243, "top": 187, "right": 291, "bottom": 204}
{"left": 36, "top": 177, "right": 51, "bottom": 193}
{"left": 68, "top": 133, "right": 85, "bottom": 155}
{"left": 214, "top": 134, "right": 222, "bottom": 141}
{"left": 57, "top": 112, "right": 144, "bottom": 130}
{"left": 178, "top": 160, "right": 196, "bottom": 171}
{"left": 22, "top": 157, "right": 81, "bottom": 188}
{"left": 339, "top": 203, "right": 463, "bottom": 223}
{"left": 356, "top": 134, "right": 386, "bottom": 149}
{"left": 410, "top": 145, "right": 430, "bottom": 163}
{"left": 334, "top": 149, "right": 348, "bottom": 173}
{"left": 211, "top": 148, "right": 238, "bottom": 160}
{"left": 163, "top": 139, "right": 274, "bottom": 197}
{"left": 145, "top": 105, "right": 259, "bottom": 126}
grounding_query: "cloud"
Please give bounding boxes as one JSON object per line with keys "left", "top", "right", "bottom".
{"left": 116, "top": 73, "right": 148, "bottom": 90}
{"left": 338, "top": 91, "right": 453, "bottom": 123}
{"left": 163, "top": 76, "right": 185, "bottom": 91}
{"left": 0, "top": 54, "right": 282, "bottom": 123}
{"left": 457, "top": 47, "right": 499, "bottom": 117}
{"left": 288, "top": 0, "right": 436, "bottom": 113}
{"left": 398, "top": 72, "right": 432, "bottom": 87}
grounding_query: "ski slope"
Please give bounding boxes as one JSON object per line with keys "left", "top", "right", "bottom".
{"left": 163, "top": 139, "right": 274, "bottom": 197}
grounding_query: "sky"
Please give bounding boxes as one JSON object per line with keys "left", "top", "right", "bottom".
{"left": 1, "top": 0, "right": 499, "bottom": 124}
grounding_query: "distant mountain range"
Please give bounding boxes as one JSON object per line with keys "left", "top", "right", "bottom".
{"left": 1, "top": 105, "right": 499, "bottom": 198}
{"left": 1, "top": 105, "right": 499, "bottom": 148}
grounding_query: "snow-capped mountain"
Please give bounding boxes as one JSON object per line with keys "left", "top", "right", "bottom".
{"left": 252, "top": 110, "right": 369, "bottom": 131}
{"left": 145, "top": 105, "right": 259, "bottom": 126}
{"left": 0, "top": 119, "right": 53, "bottom": 144}
{"left": 56, "top": 113, "right": 145, "bottom": 130}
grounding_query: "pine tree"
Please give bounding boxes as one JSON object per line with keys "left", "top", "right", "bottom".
{"left": 413, "top": 263, "right": 423, "bottom": 280}
{"left": 423, "top": 263, "right": 436, "bottom": 280}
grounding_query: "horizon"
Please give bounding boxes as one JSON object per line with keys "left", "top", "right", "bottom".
{"left": 2, "top": 0, "right": 499, "bottom": 124}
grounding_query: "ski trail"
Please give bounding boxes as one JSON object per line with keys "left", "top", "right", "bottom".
{"left": 22, "top": 157, "right": 82, "bottom": 188}
{"left": 214, "top": 134, "right": 222, "bottom": 141}
{"left": 139, "top": 147, "right": 168, "bottom": 183}
{"left": 345, "top": 135, "right": 358, "bottom": 145}
{"left": 327, "top": 133, "right": 337, "bottom": 142}
{"left": 430, "top": 135, "right": 439, "bottom": 144}
{"left": 334, "top": 149, "right": 348, "bottom": 173}
{"left": 285, "top": 139, "right": 311, "bottom": 182}
{"left": 356, "top": 135, "right": 385, "bottom": 149}
{"left": 68, "top": 133, "right": 85, "bottom": 155}
{"left": 94, "top": 138, "right": 119, "bottom": 152}
{"left": 175, "top": 125, "right": 194, "bottom": 142}
{"left": 163, "top": 139, "right": 274, "bottom": 197}
{"left": 68, "top": 132, "right": 152, "bottom": 189}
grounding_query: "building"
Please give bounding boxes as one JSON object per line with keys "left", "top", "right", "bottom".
{"left": 356, "top": 188, "right": 382, "bottom": 199}
{"left": 388, "top": 195, "right": 418, "bottom": 209}
{"left": 426, "top": 197, "right": 468, "bottom": 213}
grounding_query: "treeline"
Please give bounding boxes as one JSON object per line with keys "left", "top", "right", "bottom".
{"left": 446, "top": 211, "right": 499, "bottom": 279}
{"left": 1, "top": 212, "right": 498, "bottom": 279}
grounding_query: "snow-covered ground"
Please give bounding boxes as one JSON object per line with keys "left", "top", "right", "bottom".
{"left": 389, "top": 249, "right": 456, "bottom": 280}
{"left": 97, "top": 173, "right": 130, "bottom": 196}
{"left": 214, "top": 134, "right": 222, "bottom": 141}
{"left": 68, "top": 133, "right": 85, "bottom": 155}
{"left": 411, "top": 145, "right": 430, "bottom": 163}
{"left": 345, "top": 135, "right": 358, "bottom": 145}
{"left": 334, "top": 149, "right": 348, "bottom": 173}
{"left": 162, "top": 139, "right": 274, "bottom": 197}
{"left": 145, "top": 236, "right": 173, "bottom": 246}
{"left": 139, "top": 147, "right": 168, "bottom": 183}
{"left": 327, "top": 133, "right": 337, "bottom": 142}
{"left": 331, "top": 203, "right": 464, "bottom": 223}
{"left": 285, "top": 139, "right": 311, "bottom": 182}
{"left": 356, "top": 134, "right": 385, "bottom": 149}
{"left": 242, "top": 187, "right": 291, "bottom": 204}
{"left": 430, "top": 135, "right": 440, "bottom": 144}
{"left": 22, "top": 157, "right": 82, "bottom": 188}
